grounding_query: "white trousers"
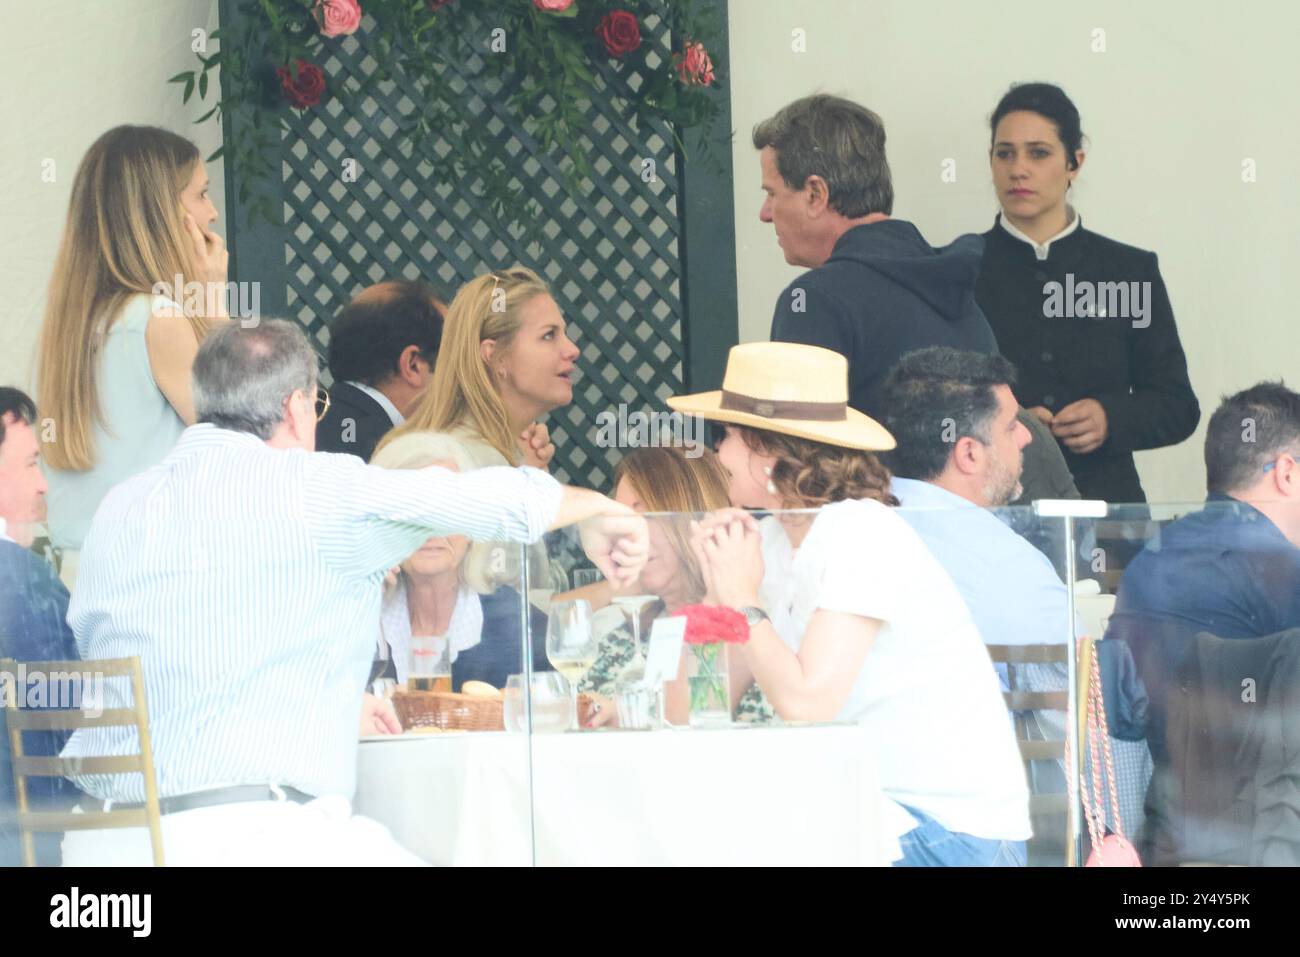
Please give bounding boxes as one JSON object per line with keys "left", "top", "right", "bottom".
{"left": 62, "top": 795, "right": 428, "bottom": 867}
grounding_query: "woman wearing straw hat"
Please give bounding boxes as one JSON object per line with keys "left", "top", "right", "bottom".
{"left": 668, "top": 342, "right": 1031, "bottom": 866}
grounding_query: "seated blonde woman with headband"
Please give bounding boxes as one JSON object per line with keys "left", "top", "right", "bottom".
{"left": 376, "top": 267, "right": 575, "bottom": 472}
{"left": 375, "top": 267, "right": 577, "bottom": 595}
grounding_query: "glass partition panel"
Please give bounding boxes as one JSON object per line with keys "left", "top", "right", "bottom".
{"left": 354, "top": 541, "right": 537, "bottom": 866}
{"left": 523, "top": 501, "right": 1078, "bottom": 867}
{"left": 1099, "top": 498, "right": 1299, "bottom": 867}
{"left": 0, "top": 517, "right": 545, "bottom": 867}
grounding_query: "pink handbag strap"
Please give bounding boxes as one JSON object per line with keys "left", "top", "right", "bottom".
{"left": 1068, "top": 638, "right": 1134, "bottom": 865}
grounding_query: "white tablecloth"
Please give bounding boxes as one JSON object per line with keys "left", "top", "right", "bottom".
{"left": 354, "top": 725, "right": 909, "bottom": 866}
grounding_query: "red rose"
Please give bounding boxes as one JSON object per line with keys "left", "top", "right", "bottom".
{"left": 276, "top": 59, "right": 327, "bottom": 110}
{"left": 674, "top": 40, "right": 715, "bottom": 87}
{"left": 596, "top": 11, "right": 641, "bottom": 57}
{"left": 313, "top": 0, "right": 362, "bottom": 38}
{"left": 533, "top": 0, "right": 574, "bottom": 11}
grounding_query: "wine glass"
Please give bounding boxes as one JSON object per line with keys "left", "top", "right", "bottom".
{"left": 545, "top": 599, "right": 597, "bottom": 730}
{"left": 610, "top": 594, "right": 658, "bottom": 674}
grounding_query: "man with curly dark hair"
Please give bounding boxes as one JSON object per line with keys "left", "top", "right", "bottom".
{"left": 875, "top": 347, "right": 1071, "bottom": 649}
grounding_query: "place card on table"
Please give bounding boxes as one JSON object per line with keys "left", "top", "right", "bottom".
{"left": 642, "top": 616, "right": 687, "bottom": 687}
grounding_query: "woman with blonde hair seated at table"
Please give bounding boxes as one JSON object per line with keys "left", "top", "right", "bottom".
{"left": 370, "top": 431, "right": 548, "bottom": 691}
{"left": 37, "top": 125, "right": 228, "bottom": 586}
{"left": 376, "top": 266, "right": 573, "bottom": 471}
{"left": 375, "top": 266, "right": 574, "bottom": 592}
{"left": 668, "top": 342, "right": 1031, "bottom": 866}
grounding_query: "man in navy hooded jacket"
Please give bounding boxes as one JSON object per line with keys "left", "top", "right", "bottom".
{"left": 754, "top": 94, "right": 1000, "bottom": 420}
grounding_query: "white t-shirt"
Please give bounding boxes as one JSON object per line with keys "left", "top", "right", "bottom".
{"left": 762, "top": 499, "right": 1032, "bottom": 842}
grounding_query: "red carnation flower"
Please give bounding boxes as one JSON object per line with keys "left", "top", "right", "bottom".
{"left": 276, "top": 59, "right": 327, "bottom": 110}
{"left": 596, "top": 11, "right": 641, "bottom": 58}
{"left": 677, "top": 604, "right": 750, "bottom": 645}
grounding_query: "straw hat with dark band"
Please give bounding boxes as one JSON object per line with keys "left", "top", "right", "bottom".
{"left": 666, "top": 342, "right": 896, "bottom": 452}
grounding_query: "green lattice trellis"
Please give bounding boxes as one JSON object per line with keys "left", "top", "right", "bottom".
{"left": 222, "top": 1, "right": 737, "bottom": 488}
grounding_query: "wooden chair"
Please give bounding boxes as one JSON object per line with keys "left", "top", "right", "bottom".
{"left": 1, "top": 656, "right": 163, "bottom": 866}
{"left": 986, "top": 643, "right": 1071, "bottom": 865}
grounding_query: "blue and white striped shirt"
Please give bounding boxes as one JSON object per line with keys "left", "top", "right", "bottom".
{"left": 64, "top": 424, "right": 562, "bottom": 802}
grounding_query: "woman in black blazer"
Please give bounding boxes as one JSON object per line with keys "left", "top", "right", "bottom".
{"left": 974, "top": 83, "right": 1200, "bottom": 504}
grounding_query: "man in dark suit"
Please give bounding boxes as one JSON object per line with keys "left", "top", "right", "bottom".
{"left": 0, "top": 387, "right": 80, "bottom": 865}
{"left": 316, "top": 280, "right": 446, "bottom": 461}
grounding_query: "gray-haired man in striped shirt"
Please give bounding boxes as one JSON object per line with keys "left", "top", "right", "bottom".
{"left": 61, "top": 320, "right": 646, "bottom": 866}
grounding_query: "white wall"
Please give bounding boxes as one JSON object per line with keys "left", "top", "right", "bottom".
{"left": 727, "top": 0, "right": 1300, "bottom": 504}
{"left": 3, "top": 1, "right": 1296, "bottom": 504}
{"left": 0, "top": 0, "right": 224, "bottom": 393}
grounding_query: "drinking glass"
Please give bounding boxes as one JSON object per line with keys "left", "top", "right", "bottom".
{"left": 408, "top": 634, "right": 452, "bottom": 692}
{"left": 610, "top": 594, "right": 658, "bottom": 673}
{"left": 545, "top": 599, "right": 596, "bottom": 730}
{"left": 504, "top": 673, "right": 571, "bottom": 733}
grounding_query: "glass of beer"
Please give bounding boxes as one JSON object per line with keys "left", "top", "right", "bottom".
{"left": 408, "top": 634, "right": 452, "bottom": 693}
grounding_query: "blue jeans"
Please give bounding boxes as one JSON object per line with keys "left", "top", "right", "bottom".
{"left": 894, "top": 805, "right": 1027, "bottom": 867}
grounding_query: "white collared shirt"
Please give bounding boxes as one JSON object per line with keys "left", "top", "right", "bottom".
{"left": 64, "top": 424, "right": 562, "bottom": 802}
{"left": 347, "top": 381, "right": 404, "bottom": 427}
{"left": 998, "top": 208, "right": 1080, "bottom": 261}
{"left": 379, "top": 581, "right": 484, "bottom": 684}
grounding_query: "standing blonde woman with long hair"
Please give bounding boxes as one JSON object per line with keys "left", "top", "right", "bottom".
{"left": 38, "top": 125, "right": 227, "bottom": 583}
{"left": 377, "top": 266, "right": 577, "bottom": 470}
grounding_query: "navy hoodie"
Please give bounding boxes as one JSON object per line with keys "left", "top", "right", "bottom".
{"left": 770, "top": 219, "right": 999, "bottom": 418}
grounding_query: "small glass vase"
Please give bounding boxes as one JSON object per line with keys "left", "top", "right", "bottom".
{"left": 687, "top": 642, "right": 731, "bottom": 728}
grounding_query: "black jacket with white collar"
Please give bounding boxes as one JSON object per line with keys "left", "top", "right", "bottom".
{"left": 975, "top": 218, "right": 1200, "bottom": 504}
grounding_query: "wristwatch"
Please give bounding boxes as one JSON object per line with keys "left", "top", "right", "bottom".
{"left": 738, "top": 606, "right": 770, "bottom": 627}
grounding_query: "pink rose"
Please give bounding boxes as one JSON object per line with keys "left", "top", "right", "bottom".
{"left": 533, "top": 0, "right": 574, "bottom": 11}
{"left": 314, "top": 0, "right": 362, "bottom": 38}
{"left": 674, "top": 40, "right": 715, "bottom": 87}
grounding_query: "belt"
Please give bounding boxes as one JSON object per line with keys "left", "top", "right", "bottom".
{"left": 80, "top": 784, "right": 316, "bottom": 817}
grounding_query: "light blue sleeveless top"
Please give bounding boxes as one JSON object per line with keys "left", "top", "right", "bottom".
{"left": 44, "top": 294, "right": 188, "bottom": 550}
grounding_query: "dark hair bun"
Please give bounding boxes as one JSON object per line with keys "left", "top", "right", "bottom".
{"left": 990, "top": 82, "right": 1084, "bottom": 170}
